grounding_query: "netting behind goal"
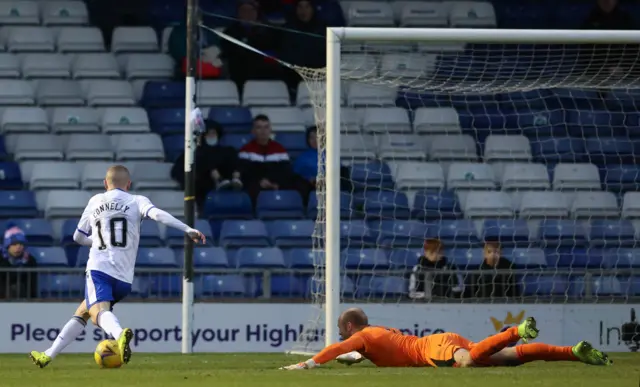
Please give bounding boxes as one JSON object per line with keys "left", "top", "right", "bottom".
{"left": 291, "top": 38, "right": 640, "bottom": 354}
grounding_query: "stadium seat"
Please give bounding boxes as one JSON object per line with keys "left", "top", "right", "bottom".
{"left": 341, "top": 248, "right": 388, "bottom": 269}
{"left": 235, "top": 247, "right": 286, "bottom": 268}
{"left": 242, "top": 80, "right": 290, "bottom": 106}
{"left": 380, "top": 54, "right": 436, "bottom": 81}
{"left": 428, "top": 134, "right": 478, "bottom": 161}
{"left": 589, "top": 219, "right": 636, "bottom": 247}
{"left": 204, "top": 191, "right": 253, "bottom": 220}
{"left": 387, "top": 248, "right": 422, "bottom": 268}
{"left": 605, "top": 165, "right": 640, "bottom": 193}
{"left": 346, "top": 83, "right": 396, "bottom": 107}
{"left": 508, "top": 248, "right": 547, "bottom": 268}
{"left": 340, "top": 220, "right": 371, "bottom": 248}
{"left": 250, "top": 107, "right": 305, "bottom": 132}
{"left": 538, "top": 219, "right": 588, "bottom": 247}
{"left": 376, "top": 220, "right": 427, "bottom": 248}
{"left": 517, "top": 191, "right": 569, "bottom": 218}
{"left": 607, "top": 249, "right": 640, "bottom": 268}
{"left": 146, "top": 190, "right": 183, "bottom": 217}
{"left": 622, "top": 192, "right": 640, "bottom": 219}
{"left": 60, "top": 218, "right": 78, "bottom": 246}
{"left": 6, "top": 27, "right": 55, "bottom": 52}
{"left": 412, "top": 190, "right": 461, "bottom": 220}
{"left": 139, "top": 221, "right": 162, "bottom": 247}
{"left": 271, "top": 132, "right": 306, "bottom": 158}
{"left": 36, "top": 79, "right": 84, "bottom": 106}
{"left": 520, "top": 274, "right": 568, "bottom": 296}
{"left": 196, "top": 274, "right": 248, "bottom": 297}
{"left": 208, "top": 107, "right": 252, "bottom": 132}
{"left": 501, "top": 163, "right": 550, "bottom": 191}
{"left": 552, "top": 163, "right": 601, "bottom": 191}
{"left": 38, "top": 273, "right": 84, "bottom": 298}
{"left": 14, "top": 134, "right": 64, "bottom": 161}
{"left": 296, "top": 82, "right": 325, "bottom": 108}
{"left": 114, "top": 133, "right": 164, "bottom": 161}
{"left": 1, "top": 107, "right": 48, "bottom": 134}
{"left": 570, "top": 276, "right": 623, "bottom": 297}
{"left": 166, "top": 219, "right": 213, "bottom": 247}
{"left": 30, "top": 162, "right": 80, "bottom": 190}
{"left": 356, "top": 275, "right": 407, "bottom": 298}
{"left": 345, "top": 2, "right": 394, "bottom": 27}
{"left": 393, "top": 162, "right": 444, "bottom": 190}
{"left": 363, "top": 191, "right": 410, "bottom": 219}
{"left": 0, "top": 190, "right": 37, "bottom": 217}
{"left": 362, "top": 107, "right": 412, "bottom": 134}
{"left": 399, "top": 2, "right": 448, "bottom": 27}
{"left": 74, "top": 245, "right": 90, "bottom": 266}
{"left": 256, "top": 190, "right": 304, "bottom": 220}
{"left": 0, "top": 162, "right": 23, "bottom": 189}
{"left": 413, "top": 107, "right": 461, "bottom": 135}
{"left": 447, "top": 162, "right": 496, "bottom": 190}
{"left": 0, "top": 79, "right": 35, "bottom": 106}
{"left": 585, "top": 137, "right": 635, "bottom": 166}
{"left": 124, "top": 53, "right": 174, "bottom": 80}
{"left": 448, "top": 248, "right": 484, "bottom": 268}
{"left": 21, "top": 53, "right": 71, "bottom": 79}
{"left": 531, "top": 137, "right": 585, "bottom": 164}
{"left": 136, "top": 247, "right": 177, "bottom": 267}
{"left": 83, "top": 80, "right": 135, "bottom": 106}
{"left": 130, "top": 162, "right": 176, "bottom": 190}
{"left": 8, "top": 218, "right": 54, "bottom": 246}
{"left": 0, "top": 1, "right": 38, "bottom": 25}
{"left": 484, "top": 135, "right": 531, "bottom": 162}
{"left": 0, "top": 54, "right": 20, "bottom": 78}
{"left": 72, "top": 53, "right": 119, "bottom": 80}
{"left": 51, "top": 107, "right": 100, "bottom": 133}
{"left": 426, "top": 219, "right": 480, "bottom": 246}
{"left": 269, "top": 220, "right": 314, "bottom": 248}
{"left": 449, "top": 1, "right": 497, "bottom": 28}
{"left": 377, "top": 135, "right": 427, "bottom": 161}
{"left": 147, "top": 108, "right": 184, "bottom": 136}
{"left": 140, "top": 81, "right": 184, "bottom": 108}
{"left": 197, "top": 80, "right": 240, "bottom": 106}
{"left": 567, "top": 109, "right": 628, "bottom": 138}
{"left": 57, "top": 27, "right": 106, "bottom": 53}
{"left": 284, "top": 248, "right": 319, "bottom": 268}
{"left": 102, "top": 107, "right": 150, "bottom": 134}
{"left": 482, "top": 219, "right": 530, "bottom": 246}
{"left": 341, "top": 134, "right": 376, "bottom": 160}
{"left": 308, "top": 275, "right": 355, "bottom": 298}
{"left": 162, "top": 134, "right": 184, "bottom": 162}
{"left": 30, "top": 246, "right": 68, "bottom": 266}
{"left": 571, "top": 191, "right": 619, "bottom": 219}
{"left": 66, "top": 134, "right": 114, "bottom": 161}
{"left": 181, "top": 247, "right": 228, "bottom": 267}
{"left": 111, "top": 27, "right": 159, "bottom": 53}
{"left": 350, "top": 161, "right": 394, "bottom": 190}
{"left": 45, "top": 190, "right": 91, "bottom": 218}
{"left": 268, "top": 275, "right": 308, "bottom": 298}
{"left": 463, "top": 191, "right": 513, "bottom": 218}
{"left": 41, "top": 1, "right": 89, "bottom": 25}
{"left": 307, "top": 191, "right": 354, "bottom": 220}
{"left": 219, "top": 220, "right": 269, "bottom": 248}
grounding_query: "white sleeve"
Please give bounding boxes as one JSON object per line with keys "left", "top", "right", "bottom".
{"left": 74, "top": 198, "right": 94, "bottom": 246}
{"left": 136, "top": 195, "right": 157, "bottom": 219}
{"left": 147, "top": 207, "right": 192, "bottom": 233}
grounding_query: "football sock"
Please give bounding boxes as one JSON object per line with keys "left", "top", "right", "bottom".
{"left": 470, "top": 326, "right": 520, "bottom": 363}
{"left": 97, "top": 311, "right": 123, "bottom": 340}
{"left": 516, "top": 344, "right": 577, "bottom": 363}
{"left": 45, "top": 316, "right": 86, "bottom": 358}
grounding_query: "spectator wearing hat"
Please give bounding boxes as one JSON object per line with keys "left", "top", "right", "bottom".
{"left": 408, "top": 239, "right": 465, "bottom": 299}
{"left": 0, "top": 223, "right": 37, "bottom": 299}
{"left": 171, "top": 120, "right": 242, "bottom": 211}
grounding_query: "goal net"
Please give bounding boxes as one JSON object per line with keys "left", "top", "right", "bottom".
{"left": 290, "top": 28, "right": 640, "bottom": 355}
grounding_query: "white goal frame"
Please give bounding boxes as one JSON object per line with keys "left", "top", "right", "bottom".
{"left": 322, "top": 27, "right": 640, "bottom": 347}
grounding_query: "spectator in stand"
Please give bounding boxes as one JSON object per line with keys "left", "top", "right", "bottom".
{"left": 171, "top": 120, "right": 241, "bottom": 212}
{"left": 469, "top": 242, "right": 519, "bottom": 299}
{"left": 168, "top": 9, "right": 224, "bottom": 79}
{"left": 582, "top": 0, "right": 634, "bottom": 29}
{"left": 0, "top": 223, "right": 37, "bottom": 299}
{"left": 294, "top": 126, "right": 319, "bottom": 190}
{"left": 280, "top": 0, "right": 326, "bottom": 88}
{"left": 408, "top": 239, "right": 464, "bottom": 300}
{"left": 221, "top": 0, "right": 282, "bottom": 88}
{"left": 239, "top": 114, "right": 296, "bottom": 203}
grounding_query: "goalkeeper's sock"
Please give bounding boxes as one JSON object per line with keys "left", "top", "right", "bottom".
{"left": 44, "top": 316, "right": 86, "bottom": 358}
{"left": 97, "top": 310, "right": 123, "bottom": 340}
{"left": 516, "top": 343, "right": 578, "bottom": 363}
{"left": 470, "top": 326, "right": 520, "bottom": 363}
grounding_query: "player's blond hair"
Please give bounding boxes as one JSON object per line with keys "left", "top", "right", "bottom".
{"left": 105, "top": 165, "right": 131, "bottom": 190}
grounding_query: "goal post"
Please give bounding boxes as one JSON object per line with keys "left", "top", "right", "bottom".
{"left": 289, "top": 27, "right": 640, "bottom": 354}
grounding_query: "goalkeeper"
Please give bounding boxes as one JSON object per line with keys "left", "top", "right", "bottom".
{"left": 281, "top": 308, "right": 612, "bottom": 370}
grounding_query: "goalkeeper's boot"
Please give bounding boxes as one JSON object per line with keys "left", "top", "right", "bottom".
{"left": 117, "top": 328, "right": 134, "bottom": 364}
{"left": 517, "top": 317, "right": 539, "bottom": 343}
{"left": 29, "top": 351, "right": 52, "bottom": 369}
{"left": 572, "top": 341, "right": 613, "bottom": 366}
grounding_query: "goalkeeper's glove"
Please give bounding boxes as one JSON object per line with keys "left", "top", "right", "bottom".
{"left": 336, "top": 351, "right": 364, "bottom": 366}
{"left": 280, "top": 359, "right": 317, "bottom": 370}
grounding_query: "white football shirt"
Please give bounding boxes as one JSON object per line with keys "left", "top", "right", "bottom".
{"left": 76, "top": 189, "right": 155, "bottom": 284}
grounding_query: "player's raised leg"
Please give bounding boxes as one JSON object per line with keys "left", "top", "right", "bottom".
{"left": 465, "top": 317, "right": 538, "bottom": 365}
{"left": 507, "top": 341, "right": 612, "bottom": 366}
{"left": 29, "top": 301, "right": 90, "bottom": 368}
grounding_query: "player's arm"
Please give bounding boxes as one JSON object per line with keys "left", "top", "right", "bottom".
{"left": 137, "top": 196, "right": 206, "bottom": 244}
{"left": 280, "top": 335, "right": 366, "bottom": 370}
{"left": 73, "top": 200, "right": 94, "bottom": 247}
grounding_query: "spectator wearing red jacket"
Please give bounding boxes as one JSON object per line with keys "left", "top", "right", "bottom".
{"left": 239, "top": 114, "right": 296, "bottom": 203}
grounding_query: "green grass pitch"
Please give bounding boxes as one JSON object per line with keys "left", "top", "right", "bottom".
{"left": 4, "top": 353, "right": 639, "bottom": 387}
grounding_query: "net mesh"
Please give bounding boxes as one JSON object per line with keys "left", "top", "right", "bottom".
{"left": 291, "top": 40, "right": 640, "bottom": 354}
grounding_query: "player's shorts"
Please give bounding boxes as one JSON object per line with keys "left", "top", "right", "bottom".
{"left": 424, "top": 333, "right": 474, "bottom": 367}
{"left": 85, "top": 270, "right": 131, "bottom": 309}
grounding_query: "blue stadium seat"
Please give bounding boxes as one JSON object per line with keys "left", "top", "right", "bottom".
{"left": 602, "top": 165, "right": 640, "bottom": 193}
{"left": 482, "top": 219, "right": 530, "bottom": 246}
{"left": 204, "top": 191, "right": 253, "bottom": 220}
{"left": 235, "top": 247, "right": 285, "bottom": 268}
{"left": 269, "top": 220, "right": 314, "bottom": 248}
{"left": 426, "top": 220, "right": 480, "bottom": 247}
{"left": 131, "top": 277, "right": 150, "bottom": 298}
{"left": 350, "top": 162, "right": 394, "bottom": 191}
{"left": 75, "top": 246, "right": 90, "bottom": 267}
{"left": 284, "top": 248, "right": 319, "bottom": 268}
{"left": 269, "top": 275, "right": 308, "bottom": 297}
{"left": 531, "top": 137, "right": 585, "bottom": 164}
{"left": 183, "top": 246, "right": 229, "bottom": 267}
{"left": 553, "top": 88, "right": 603, "bottom": 110}
{"left": 363, "top": 191, "right": 410, "bottom": 219}
{"left": 569, "top": 276, "right": 623, "bottom": 297}
{"left": 140, "top": 81, "right": 185, "bottom": 108}
{"left": 508, "top": 248, "right": 547, "bottom": 268}
{"left": 273, "top": 132, "right": 307, "bottom": 158}
{"left": 375, "top": 220, "right": 427, "bottom": 248}
{"left": 6, "top": 219, "right": 54, "bottom": 245}
{"left": 166, "top": 219, "right": 213, "bottom": 247}
{"left": 196, "top": 274, "right": 248, "bottom": 297}
{"left": 520, "top": 274, "right": 568, "bottom": 296}
{"left": 605, "top": 248, "right": 640, "bottom": 268}
{"left": 589, "top": 219, "right": 636, "bottom": 247}
{"left": 538, "top": 220, "right": 588, "bottom": 247}
{"left": 38, "top": 273, "right": 84, "bottom": 298}
{"left": 30, "top": 247, "right": 68, "bottom": 266}
{"left": 219, "top": 220, "right": 269, "bottom": 248}
{"left": 163, "top": 134, "right": 184, "bottom": 161}
{"left": 546, "top": 248, "right": 601, "bottom": 268}
{"left": 148, "top": 108, "right": 185, "bottom": 136}
{"left": 448, "top": 248, "right": 484, "bottom": 268}
{"left": 498, "top": 89, "right": 552, "bottom": 109}
{"left": 208, "top": 107, "right": 253, "bottom": 132}
{"left": 339, "top": 220, "right": 371, "bottom": 248}
{"left": 220, "top": 133, "right": 252, "bottom": 150}
{"left": 61, "top": 218, "right": 79, "bottom": 245}
{"left": 622, "top": 276, "right": 640, "bottom": 297}
{"left": 0, "top": 191, "right": 38, "bottom": 218}
{"left": 585, "top": 137, "right": 635, "bottom": 166}
{"left": 387, "top": 248, "right": 421, "bottom": 268}
{"left": 140, "top": 221, "right": 163, "bottom": 247}
{"left": 147, "top": 274, "right": 182, "bottom": 297}
{"left": 356, "top": 275, "right": 407, "bottom": 298}
{"left": 341, "top": 248, "right": 388, "bottom": 269}
{"left": 508, "top": 109, "right": 566, "bottom": 138}
{"left": 0, "top": 162, "right": 23, "bottom": 189}
{"left": 605, "top": 89, "right": 640, "bottom": 112}
{"left": 256, "top": 190, "right": 304, "bottom": 219}
{"left": 136, "top": 247, "right": 178, "bottom": 267}
{"left": 307, "top": 191, "right": 352, "bottom": 219}
{"left": 308, "top": 275, "right": 355, "bottom": 298}
{"left": 412, "top": 190, "right": 461, "bottom": 220}
{"left": 0, "top": 136, "right": 7, "bottom": 160}
{"left": 566, "top": 110, "right": 628, "bottom": 138}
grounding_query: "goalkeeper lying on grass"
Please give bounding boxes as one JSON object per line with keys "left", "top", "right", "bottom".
{"left": 280, "top": 308, "right": 612, "bottom": 370}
